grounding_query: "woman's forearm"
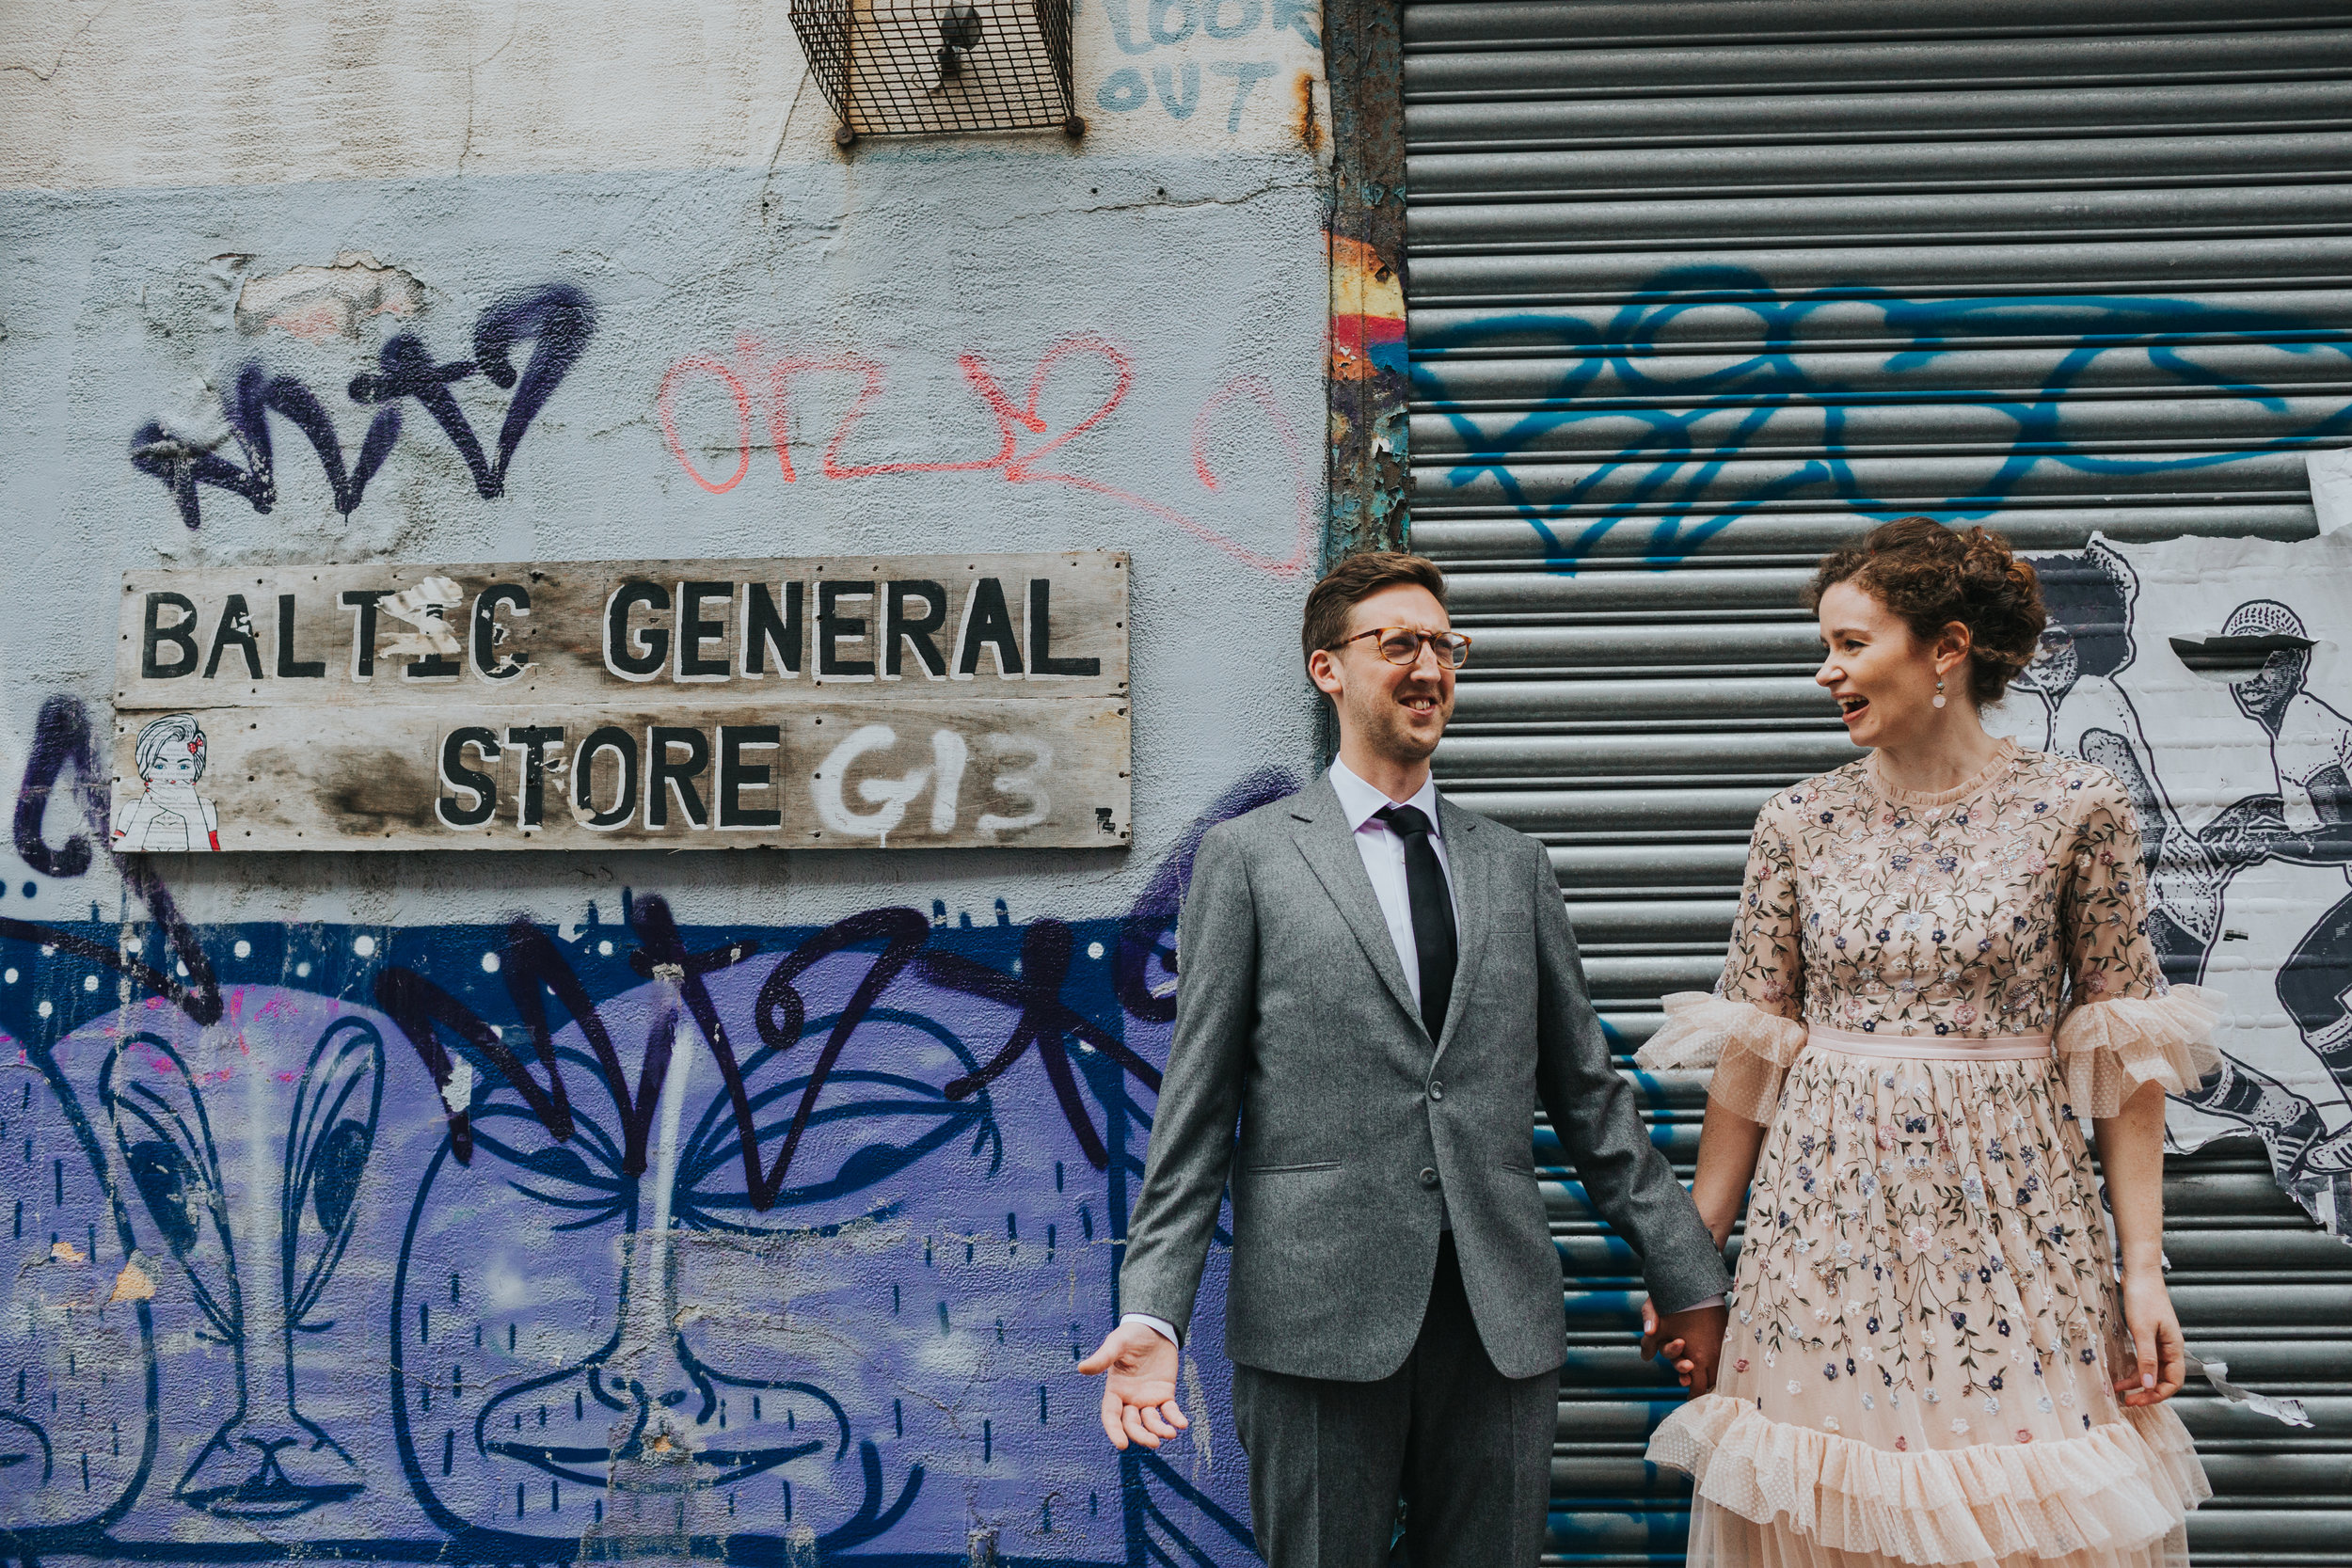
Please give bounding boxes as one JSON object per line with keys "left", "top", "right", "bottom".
{"left": 1691, "top": 1102, "right": 1769, "bottom": 1251}
{"left": 2094, "top": 1079, "right": 2169, "bottom": 1279}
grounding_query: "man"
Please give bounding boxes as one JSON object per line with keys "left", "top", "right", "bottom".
{"left": 1079, "top": 552, "right": 1730, "bottom": 1567}
{"left": 2213, "top": 598, "right": 2352, "bottom": 1175}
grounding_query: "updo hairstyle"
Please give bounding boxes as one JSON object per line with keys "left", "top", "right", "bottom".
{"left": 1805, "top": 517, "right": 2046, "bottom": 706}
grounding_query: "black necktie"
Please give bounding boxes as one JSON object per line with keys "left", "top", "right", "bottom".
{"left": 1375, "top": 803, "right": 1456, "bottom": 1039}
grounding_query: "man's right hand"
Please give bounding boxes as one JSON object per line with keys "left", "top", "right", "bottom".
{"left": 1078, "top": 1322, "right": 1189, "bottom": 1450}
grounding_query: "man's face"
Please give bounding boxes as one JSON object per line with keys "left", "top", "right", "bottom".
{"left": 1310, "top": 583, "right": 1456, "bottom": 768}
{"left": 2233, "top": 647, "right": 2309, "bottom": 720}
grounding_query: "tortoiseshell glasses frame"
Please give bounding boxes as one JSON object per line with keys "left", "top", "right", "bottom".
{"left": 1327, "top": 627, "right": 1473, "bottom": 669}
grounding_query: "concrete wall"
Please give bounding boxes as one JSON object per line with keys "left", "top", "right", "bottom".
{"left": 0, "top": 5, "right": 1327, "bottom": 1560}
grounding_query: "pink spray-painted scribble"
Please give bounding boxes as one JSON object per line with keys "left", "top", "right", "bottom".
{"left": 654, "top": 335, "right": 1315, "bottom": 577}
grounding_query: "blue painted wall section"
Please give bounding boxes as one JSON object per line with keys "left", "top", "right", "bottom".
{"left": 0, "top": 728, "right": 1296, "bottom": 1564}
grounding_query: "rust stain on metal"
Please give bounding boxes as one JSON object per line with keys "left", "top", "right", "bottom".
{"left": 1295, "top": 71, "right": 1320, "bottom": 152}
{"left": 1322, "top": 0, "right": 1406, "bottom": 561}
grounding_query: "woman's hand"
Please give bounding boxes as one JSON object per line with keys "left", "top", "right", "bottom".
{"left": 2116, "top": 1272, "right": 2187, "bottom": 1406}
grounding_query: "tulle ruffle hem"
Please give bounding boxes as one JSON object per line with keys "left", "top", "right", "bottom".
{"left": 2054, "top": 986, "right": 2226, "bottom": 1119}
{"left": 1652, "top": 1392, "right": 2210, "bottom": 1568}
{"left": 1636, "top": 992, "right": 1807, "bottom": 1123}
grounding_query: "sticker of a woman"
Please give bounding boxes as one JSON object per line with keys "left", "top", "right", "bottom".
{"left": 112, "top": 712, "right": 222, "bottom": 851}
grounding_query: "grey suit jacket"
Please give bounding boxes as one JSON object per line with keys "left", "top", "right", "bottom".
{"left": 1119, "top": 775, "right": 1730, "bottom": 1383}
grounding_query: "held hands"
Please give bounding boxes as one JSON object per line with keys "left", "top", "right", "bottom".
{"left": 1078, "top": 1322, "right": 1191, "bottom": 1450}
{"left": 2116, "top": 1273, "right": 2187, "bottom": 1407}
{"left": 1640, "top": 1297, "right": 1730, "bottom": 1398}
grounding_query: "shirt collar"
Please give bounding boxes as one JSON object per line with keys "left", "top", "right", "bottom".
{"left": 1328, "top": 758, "right": 1443, "bottom": 838}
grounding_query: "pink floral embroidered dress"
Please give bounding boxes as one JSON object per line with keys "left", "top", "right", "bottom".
{"left": 1638, "top": 740, "right": 2221, "bottom": 1568}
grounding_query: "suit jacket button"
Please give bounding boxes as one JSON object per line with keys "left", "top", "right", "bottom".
{"left": 1427, "top": 1081, "right": 1444, "bottom": 1101}
{"left": 1419, "top": 1166, "right": 1439, "bottom": 1189}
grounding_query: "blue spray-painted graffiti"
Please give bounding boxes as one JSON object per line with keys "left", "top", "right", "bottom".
{"left": 1412, "top": 269, "right": 2352, "bottom": 565}
{"left": 129, "top": 283, "right": 596, "bottom": 530}
{"left": 0, "top": 703, "right": 1298, "bottom": 1563}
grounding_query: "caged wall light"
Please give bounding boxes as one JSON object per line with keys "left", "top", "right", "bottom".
{"left": 790, "top": 0, "right": 1085, "bottom": 144}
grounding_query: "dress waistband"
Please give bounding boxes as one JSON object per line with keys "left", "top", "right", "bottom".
{"left": 1806, "top": 1023, "right": 2053, "bottom": 1061}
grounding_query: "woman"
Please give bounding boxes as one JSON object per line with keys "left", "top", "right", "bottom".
{"left": 1637, "top": 518, "right": 2218, "bottom": 1568}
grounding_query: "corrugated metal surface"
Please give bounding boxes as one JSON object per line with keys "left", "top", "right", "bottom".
{"left": 1404, "top": 0, "right": 2352, "bottom": 1560}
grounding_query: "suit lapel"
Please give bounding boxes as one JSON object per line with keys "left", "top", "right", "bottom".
{"left": 1434, "top": 796, "right": 1488, "bottom": 1060}
{"left": 1287, "top": 777, "right": 1423, "bottom": 1031}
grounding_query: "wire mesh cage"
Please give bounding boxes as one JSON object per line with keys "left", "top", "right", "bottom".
{"left": 791, "top": 0, "right": 1083, "bottom": 142}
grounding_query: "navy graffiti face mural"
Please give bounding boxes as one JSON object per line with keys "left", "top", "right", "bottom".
{"left": 0, "top": 756, "right": 1295, "bottom": 1564}
{"left": 99, "top": 1018, "right": 381, "bottom": 1521}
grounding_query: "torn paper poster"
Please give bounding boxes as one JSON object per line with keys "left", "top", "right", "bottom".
{"left": 379, "top": 576, "right": 466, "bottom": 658}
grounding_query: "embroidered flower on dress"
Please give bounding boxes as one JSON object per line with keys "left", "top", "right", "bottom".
{"left": 1895, "top": 1435, "right": 1908, "bottom": 1451}
{"left": 2016, "top": 1429, "right": 2033, "bottom": 1444}
{"left": 1735, "top": 1359, "right": 1750, "bottom": 1372}
{"left": 1952, "top": 1418, "right": 1970, "bottom": 1434}
{"left": 1822, "top": 1417, "right": 1840, "bottom": 1433}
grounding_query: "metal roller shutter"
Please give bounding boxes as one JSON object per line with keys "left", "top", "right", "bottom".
{"left": 1401, "top": 2, "right": 2352, "bottom": 1561}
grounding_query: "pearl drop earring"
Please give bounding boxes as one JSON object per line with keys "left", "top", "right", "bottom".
{"left": 1932, "top": 676, "right": 1947, "bottom": 709}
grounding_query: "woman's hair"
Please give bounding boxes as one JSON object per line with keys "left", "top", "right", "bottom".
{"left": 1805, "top": 517, "right": 2046, "bottom": 705}
{"left": 135, "top": 712, "right": 208, "bottom": 782}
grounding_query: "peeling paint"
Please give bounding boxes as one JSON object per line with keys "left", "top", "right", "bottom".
{"left": 235, "top": 250, "right": 422, "bottom": 343}
{"left": 103, "top": 1259, "right": 154, "bottom": 1305}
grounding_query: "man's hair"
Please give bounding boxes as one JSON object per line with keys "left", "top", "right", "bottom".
{"left": 1300, "top": 551, "right": 1448, "bottom": 667}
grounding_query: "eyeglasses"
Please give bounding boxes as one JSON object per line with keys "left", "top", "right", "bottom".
{"left": 1328, "top": 626, "right": 1473, "bottom": 669}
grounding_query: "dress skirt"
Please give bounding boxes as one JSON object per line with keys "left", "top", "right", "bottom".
{"left": 1645, "top": 1005, "right": 2216, "bottom": 1568}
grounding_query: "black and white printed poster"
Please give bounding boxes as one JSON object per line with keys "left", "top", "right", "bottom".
{"left": 1991, "top": 521, "right": 2352, "bottom": 1238}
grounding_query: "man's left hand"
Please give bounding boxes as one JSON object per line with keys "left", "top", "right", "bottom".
{"left": 1639, "top": 1297, "right": 1730, "bottom": 1397}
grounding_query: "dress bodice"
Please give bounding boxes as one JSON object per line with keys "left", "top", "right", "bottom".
{"left": 1729, "top": 739, "right": 2164, "bottom": 1041}
{"left": 1641, "top": 740, "right": 2221, "bottom": 1126}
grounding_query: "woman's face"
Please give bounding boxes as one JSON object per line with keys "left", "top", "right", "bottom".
{"left": 1815, "top": 580, "right": 1960, "bottom": 751}
{"left": 148, "top": 740, "right": 201, "bottom": 784}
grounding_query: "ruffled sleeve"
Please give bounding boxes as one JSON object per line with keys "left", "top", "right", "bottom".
{"left": 1636, "top": 798, "right": 1807, "bottom": 1123}
{"left": 2055, "top": 771, "right": 2225, "bottom": 1117}
{"left": 1640, "top": 993, "right": 1808, "bottom": 1123}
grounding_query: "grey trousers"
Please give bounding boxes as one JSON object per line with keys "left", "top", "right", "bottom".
{"left": 1230, "top": 1235, "right": 1556, "bottom": 1568}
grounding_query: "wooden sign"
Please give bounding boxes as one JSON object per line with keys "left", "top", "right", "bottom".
{"left": 110, "top": 554, "right": 1130, "bottom": 852}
